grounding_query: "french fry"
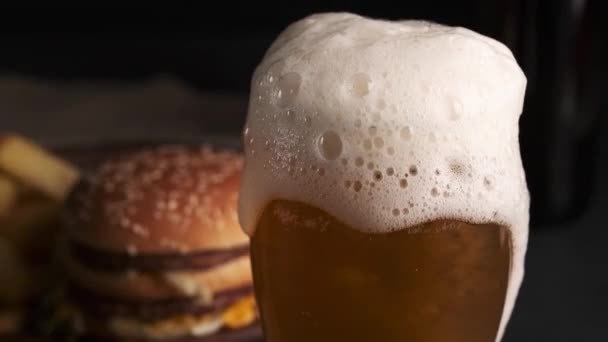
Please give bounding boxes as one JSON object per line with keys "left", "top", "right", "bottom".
{"left": 0, "top": 135, "right": 80, "bottom": 202}
{"left": 0, "top": 174, "right": 17, "bottom": 218}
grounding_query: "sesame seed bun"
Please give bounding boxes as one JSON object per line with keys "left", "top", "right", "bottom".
{"left": 64, "top": 145, "right": 248, "bottom": 254}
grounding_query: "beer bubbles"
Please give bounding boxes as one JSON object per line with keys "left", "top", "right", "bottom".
{"left": 239, "top": 12, "right": 528, "bottom": 235}
{"left": 318, "top": 131, "right": 343, "bottom": 161}
{"left": 238, "top": 13, "right": 529, "bottom": 341}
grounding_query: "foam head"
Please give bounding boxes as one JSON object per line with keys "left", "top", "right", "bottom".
{"left": 238, "top": 12, "right": 529, "bottom": 341}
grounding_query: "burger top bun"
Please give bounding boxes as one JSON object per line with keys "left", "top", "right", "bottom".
{"left": 65, "top": 145, "right": 248, "bottom": 255}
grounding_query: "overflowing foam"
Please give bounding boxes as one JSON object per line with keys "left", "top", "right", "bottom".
{"left": 238, "top": 12, "right": 529, "bottom": 341}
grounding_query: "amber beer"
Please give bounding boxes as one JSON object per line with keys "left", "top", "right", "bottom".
{"left": 240, "top": 12, "right": 529, "bottom": 342}
{"left": 250, "top": 200, "right": 510, "bottom": 342}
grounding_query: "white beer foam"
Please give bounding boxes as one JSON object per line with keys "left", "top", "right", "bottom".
{"left": 238, "top": 13, "right": 529, "bottom": 341}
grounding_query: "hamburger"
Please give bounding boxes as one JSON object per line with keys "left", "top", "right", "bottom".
{"left": 60, "top": 144, "right": 259, "bottom": 341}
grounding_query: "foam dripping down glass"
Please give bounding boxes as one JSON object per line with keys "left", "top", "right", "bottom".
{"left": 238, "top": 12, "right": 529, "bottom": 342}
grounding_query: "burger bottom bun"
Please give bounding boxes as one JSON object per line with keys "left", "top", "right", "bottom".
{"left": 79, "top": 324, "right": 262, "bottom": 342}
{"left": 78, "top": 306, "right": 261, "bottom": 341}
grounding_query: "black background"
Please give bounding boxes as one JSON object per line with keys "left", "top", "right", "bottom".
{"left": 1, "top": 1, "right": 607, "bottom": 340}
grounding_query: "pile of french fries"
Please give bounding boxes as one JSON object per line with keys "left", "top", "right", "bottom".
{"left": 0, "top": 135, "right": 80, "bottom": 334}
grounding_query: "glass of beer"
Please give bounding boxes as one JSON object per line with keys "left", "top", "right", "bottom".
{"left": 238, "top": 13, "right": 529, "bottom": 342}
